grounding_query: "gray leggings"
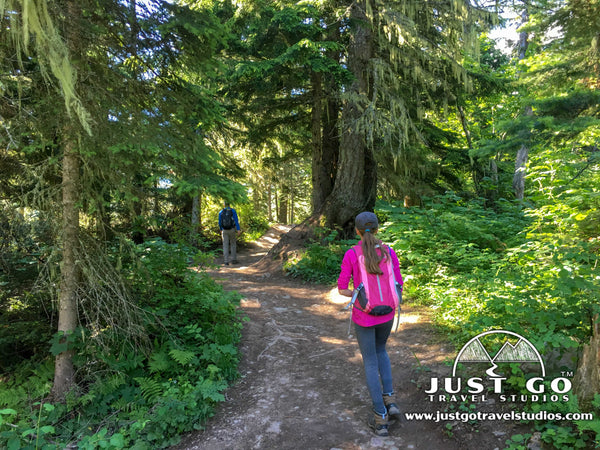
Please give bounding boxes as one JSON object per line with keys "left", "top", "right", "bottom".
{"left": 355, "top": 320, "right": 394, "bottom": 415}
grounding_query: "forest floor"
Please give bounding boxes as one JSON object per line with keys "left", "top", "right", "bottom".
{"left": 172, "top": 226, "right": 531, "bottom": 450}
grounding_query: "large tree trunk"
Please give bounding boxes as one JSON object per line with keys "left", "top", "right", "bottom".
{"left": 319, "top": 74, "right": 341, "bottom": 209}
{"left": 267, "top": 184, "right": 273, "bottom": 222}
{"left": 311, "top": 24, "right": 341, "bottom": 214}
{"left": 321, "top": 0, "right": 376, "bottom": 233}
{"left": 573, "top": 30, "right": 600, "bottom": 409}
{"left": 311, "top": 71, "right": 325, "bottom": 212}
{"left": 278, "top": 191, "right": 288, "bottom": 224}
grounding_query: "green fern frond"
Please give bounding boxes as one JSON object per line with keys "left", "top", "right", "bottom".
{"left": 111, "top": 397, "right": 134, "bottom": 412}
{"left": 78, "top": 391, "right": 97, "bottom": 407}
{"left": 98, "top": 373, "right": 127, "bottom": 395}
{"left": 0, "top": 385, "right": 27, "bottom": 408}
{"left": 149, "top": 350, "right": 171, "bottom": 374}
{"left": 135, "top": 377, "right": 163, "bottom": 404}
{"left": 169, "top": 349, "right": 196, "bottom": 366}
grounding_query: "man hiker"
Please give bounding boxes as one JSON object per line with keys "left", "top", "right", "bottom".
{"left": 219, "top": 202, "right": 241, "bottom": 266}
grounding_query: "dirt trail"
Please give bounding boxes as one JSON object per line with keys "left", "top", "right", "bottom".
{"left": 173, "top": 226, "right": 518, "bottom": 450}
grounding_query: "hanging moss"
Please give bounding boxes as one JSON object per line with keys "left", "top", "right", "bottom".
{"left": 1, "top": 0, "right": 91, "bottom": 134}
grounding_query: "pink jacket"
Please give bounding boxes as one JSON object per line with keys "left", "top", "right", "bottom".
{"left": 337, "top": 241, "right": 403, "bottom": 327}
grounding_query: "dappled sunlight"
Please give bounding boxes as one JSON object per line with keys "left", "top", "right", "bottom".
{"left": 318, "top": 336, "right": 347, "bottom": 346}
{"left": 326, "top": 286, "right": 348, "bottom": 305}
{"left": 252, "top": 224, "right": 293, "bottom": 250}
{"left": 240, "top": 297, "right": 262, "bottom": 308}
{"left": 399, "top": 312, "right": 421, "bottom": 324}
{"left": 348, "top": 349, "right": 363, "bottom": 364}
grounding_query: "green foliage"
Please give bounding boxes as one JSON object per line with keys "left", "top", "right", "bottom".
{"left": 236, "top": 203, "right": 271, "bottom": 241}
{"left": 0, "top": 239, "right": 242, "bottom": 448}
{"left": 378, "top": 189, "right": 599, "bottom": 448}
{"left": 0, "top": 205, "right": 55, "bottom": 373}
{"left": 283, "top": 229, "right": 354, "bottom": 284}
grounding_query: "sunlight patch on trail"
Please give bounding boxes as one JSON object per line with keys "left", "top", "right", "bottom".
{"left": 327, "top": 286, "right": 348, "bottom": 305}
{"left": 319, "top": 336, "right": 347, "bottom": 345}
{"left": 240, "top": 297, "right": 261, "bottom": 308}
{"left": 399, "top": 313, "right": 420, "bottom": 324}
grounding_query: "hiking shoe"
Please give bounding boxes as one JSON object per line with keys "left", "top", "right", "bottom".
{"left": 223, "top": 262, "right": 229, "bottom": 266}
{"left": 367, "top": 410, "right": 389, "bottom": 436}
{"left": 383, "top": 395, "right": 401, "bottom": 420}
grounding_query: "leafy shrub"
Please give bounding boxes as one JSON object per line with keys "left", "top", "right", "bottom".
{"left": 284, "top": 243, "right": 344, "bottom": 284}
{"left": 0, "top": 238, "right": 242, "bottom": 449}
{"left": 238, "top": 208, "right": 270, "bottom": 241}
{"left": 283, "top": 229, "right": 354, "bottom": 284}
{"left": 378, "top": 193, "right": 600, "bottom": 448}
{"left": 0, "top": 206, "right": 55, "bottom": 373}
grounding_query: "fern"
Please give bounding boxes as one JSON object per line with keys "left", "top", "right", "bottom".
{"left": 169, "top": 349, "right": 196, "bottom": 366}
{"left": 111, "top": 397, "right": 134, "bottom": 413}
{"left": 135, "top": 377, "right": 163, "bottom": 404}
{"left": 148, "top": 350, "right": 171, "bottom": 374}
{"left": 0, "top": 385, "right": 27, "bottom": 408}
{"left": 103, "top": 373, "right": 127, "bottom": 393}
{"left": 76, "top": 391, "right": 97, "bottom": 408}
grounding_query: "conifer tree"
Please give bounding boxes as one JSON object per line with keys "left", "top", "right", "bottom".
{"left": 1, "top": 0, "right": 238, "bottom": 399}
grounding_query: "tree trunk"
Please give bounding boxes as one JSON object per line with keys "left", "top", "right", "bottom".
{"left": 267, "top": 184, "right": 273, "bottom": 222}
{"left": 514, "top": 8, "right": 531, "bottom": 200}
{"left": 574, "top": 315, "right": 600, "bottom": 409}
{"left": 513, "top": 143, "right": 529, "bottom": 200}
{"left": 311, "top": 23, "right": 341, "bottom": 214}
{"left": 487, "top": 159, "right": 499, "bottom": 202}
{"left": 51, "top": 0, "right": 83, "bottom": 402}
{"left": 321, "top": 0, "right": 376, "bottom": 233}
{"left": 311, "top": 71, "right": 325, "bottom": 212}
{"left": 190, "top": 193, "right": 201, "bottom": 245}
{"left": 278, "top": 190, "right": 288, "bottom": 224}
{"left": 131, "top": 195, "right": 144, "bottom": 244}
{"left": 290, "top": 190, "right": 294, "bottom": 224}
{"left": 98, "top": 191, "right": 114, "bottom": 242}
{"left": 457, "top": 103, "right": 485, "bottom": 197}
{"left": 52, "top": 124, "right": 80, "bottom": 401}
{"left": 518, "top": 8, "right": 529, "bottom": 61}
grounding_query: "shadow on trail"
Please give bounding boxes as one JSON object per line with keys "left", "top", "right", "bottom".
{"left": 173, "top": 227, "right": 519, "bottom": 450}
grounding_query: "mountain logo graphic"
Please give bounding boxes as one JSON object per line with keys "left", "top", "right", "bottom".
{"left": 452, "top": 330, "right": 545, "bottom": 378}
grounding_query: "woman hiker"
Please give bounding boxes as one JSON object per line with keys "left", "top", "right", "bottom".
{"left": 337, "top": 211, "right": 404, "bottom": 436}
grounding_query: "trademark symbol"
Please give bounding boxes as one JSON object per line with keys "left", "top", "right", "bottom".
{"left": 561, "top": 371, "right": 574, "bottom": 377}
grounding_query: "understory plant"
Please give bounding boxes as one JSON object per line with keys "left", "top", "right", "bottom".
{"left": 283, "top": 228, "right": 354, "bottom": 284}
{"left": 0, "top": 238, "right": 242, "bottom": 449}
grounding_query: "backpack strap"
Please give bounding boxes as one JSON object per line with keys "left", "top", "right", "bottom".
{"left": 384, "top": 245, "right": 402, "bottom": 332}
{"left": 342, "top": 246, "right": 362, "bottom": 311}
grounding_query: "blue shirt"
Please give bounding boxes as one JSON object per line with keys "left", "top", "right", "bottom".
{"left": 218, "top": 207, "right": 240, "bottom": 231}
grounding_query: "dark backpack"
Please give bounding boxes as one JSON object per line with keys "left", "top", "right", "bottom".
{"left": 221, "top": 208, "right": 235, "bottom": 230}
